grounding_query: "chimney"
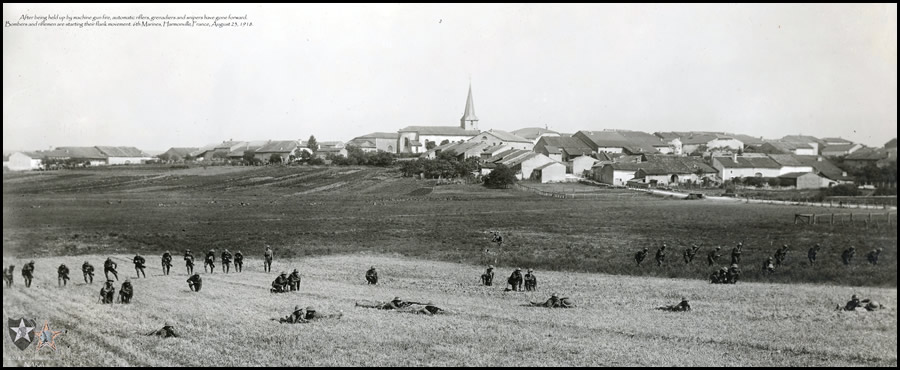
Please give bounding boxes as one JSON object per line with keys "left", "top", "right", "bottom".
{"left": 817, "top": 156, "right": 823, "bottom": 162}
{"left": 842, "top": 171, "right": 848, "bottom": 177}
{"left": 732, "top": 153, "right": 737, "bottom": 162}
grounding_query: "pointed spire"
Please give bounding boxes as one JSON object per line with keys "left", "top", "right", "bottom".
{"left": 460, "top": 83, "right": 478, "bottom": 130}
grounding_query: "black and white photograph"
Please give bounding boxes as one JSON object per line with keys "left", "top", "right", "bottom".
{"left": 2, "top": 3, "right": 896, "bottom": 366}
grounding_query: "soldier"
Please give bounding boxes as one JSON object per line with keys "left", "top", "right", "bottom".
{"left": 841, "top": 247, "right": 855, "bottom": 265}
{"left": 530, "top": 293, "right": 576, "bottom": 308}
{"left": 22, "top": 260, "right": 35, "bottom": 288}
{"left": 657, "top": 297, "right": 692, "bottom": 312}
{"left": 416, "top": 302, "right": 446, "bottom": 315}
{"left": 635, "top": 248, "right": 649, "bottom": 266}
{"left": 221, "top": 249, "right": 233, "bottom": 274}
{"left": 365, "top": 266, "right": 378, "bottom": 285}
{"left": 841, "top": 294, "right": 862, "bottom": 311}
{"left": 707, "top": 246, "right": 722, "bottom": 266}
{"left": 161, "top": 251, "right": 173, "bottom": 276}
{"left": 762, "top": 257, "right": 775, "bottom": 274}
{"left": 81, "top": 261, "right": 94, "bottom": 284}
{"left": 104, "top": 257, "right": 119, "bottom": 281}
{"left": 491, "top": 231, "right": 503, "bottom": 247}
{"left": 288, "top": 269, "right": 302, "bottom": 291}
{"left": 271, "top": 271, "right": 289, "bottom": 293}
{"left": 147, "top": 322, "right": 179, "bottom": 338}
{"left": 3, "top": 265, "right": 14, "bottom": 287}
{"left": 731, "top": 243, "right": 743, "bottom": 265}
{"left": 867, "top": 248, "right": 883, "bottom": 265}
{"left": 119, "top": 279, "right": 134, "bottom": 304}
{"left": 774, "top": 245, "right": 789, "bottom": 266}
{"left": 726, "top": 263, "right": 741, "bottom": 284}
{"left": 507, "top": 268, "right": 523, "bottom": 292}
{"left": 57, "top": 264, "right": 70, "bottom": 287}
{"left": 263, "top": 246, "right": 274, "bottom": 273}
{"left": 204, "top": 249, "right": 216, "bottom": 274}
{"left": 100, "top": 280, "right": 116, "bottom": 304}
{"left": 186, "top": 273, "right": 202, "bottom": 292}
{"left": 184, "top": 249, "right": 195, "bottom": 275}
{"left": 655, "top": 244, "right": 667, "bottom": 267}
{"left": 683, "top": 245, "right": 700, "bottom": 264}
{"left": 808, "top": 244, "right": 821, "bottom": 264}
{"left": 524, "top": 269, "right": 537, "bottom": 291}
{"left": 133, "top": 254, "right": 147, "bottom": 278}
{"left": 279, "top": 305, "right": 307, "bottom": 323}
{"left": 481, "top": 265, "right": 495, "bottom": 286}
{"left": 278, "top": 306, "right": 341, "bottom": 323}
{"left": 234, "top": 250, "right": 244, "bottom": 272}
{"left": 355, "top": 296, "right": 412, "bottom": 310}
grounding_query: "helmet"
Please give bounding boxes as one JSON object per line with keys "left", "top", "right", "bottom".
{"left": 738, "top": 242, "right": 743, "bottom": 246}
{"left": 187, "top": 249, "right": 191, "bottom": 252}
{"left": 164, "top": 321, "right": 172, "bottom": 327}
{"left": 681, "top": 297, "right": 688, "bottom": 301}
{"left": 528, "top": 269, "right": 533, "bottom": 273}
{"left": 488, "top": 265, "right": 494, "bottom": 269}
{"left": 237, "top": 251, "right": 242, "bottom": 254}
{"left": 305, "top": 306, "right": 315, "bottom": 312}
{"left": 30, "top": 260, "right": 36, "bottom": 264}
{"left": 60, "top": 264, "right": 66, "bottom": 267}
{"left": 715, "top": 246, "right": 721, "bottom": 249}
{"left": 85, "top": 261, "right": 90, "bottom": 264}
{"left": 643, "top": 247, "right": 649, "bottom": 251}
{"left": 393, "top": 297, "right": 401, "bottom": 301}
{"left": 720, "top": 267, "right": 728, "bottom": 272}
{"left": 125, "top": 279, "right": 131, "bottom": 283}
{"left": 551, "top": 293, "right": 559, "bottom": 298}
{"left": 294, "top": 305, "right": 302, "bottom": 311}
{"left": 731, "top": 264, "right": 738, "bottom": 268}
{"left": 280, "top": 271, "right": 287, "bottom": 275}
{"left": 515, "top": 267, "right": 521, "bottom": 271}
{"left": 782, "top": 244, "right": 788, "bottom": 247}
{"left": 293, "top": 269, "right": 299, "bottom": 273}
{"left": 370, "top": 266, "right": 376, "bottom": 270}
{"left": 166, "top": 250, "right": 170, "bottom": 254}
{"left": 851, "top": 294, "right": 858, "bottom": 299}
{"left": 193, "top": 273, "right": 199, "bottom": 276}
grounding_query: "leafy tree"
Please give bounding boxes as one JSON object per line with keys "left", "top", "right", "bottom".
{"left": 440, "top": 139, "right": 450, "bottom": 146}
{"left": 483, "top": 164, "right": 517, "bottom": 188}
{"left": 425, "top": 140, "right": 436, "bottom": 150}
{"left": 242, "top": 150, "right": 256, "bottom": 165}
{"left": 369, "top": 151, "right": 395, "bottom": 167}
{"left": 308, "top": 157, "right": 326, "bottom": 166}
{"left": 307, "top": 136, "right": 318, "bottom": 153}
{"left": 269, "top": 154, "right": 283, "bottom": 164}
{"left": 212, "top": 151, "right": 228, "bottom": 160}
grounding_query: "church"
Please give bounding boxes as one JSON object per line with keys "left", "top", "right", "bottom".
{"left": 397, "top": 84, "right": 482, "bottom": 153}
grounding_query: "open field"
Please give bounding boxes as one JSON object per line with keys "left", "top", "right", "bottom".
{"left": 3, "top": 166, "right": 896, "bottom": 287}
{"left": 1, "top": 254, "right": 896, "bottom": 366}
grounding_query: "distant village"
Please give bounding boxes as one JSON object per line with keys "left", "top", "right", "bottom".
{"left": 5, "top": 85, "right": 897, "bottom": 190}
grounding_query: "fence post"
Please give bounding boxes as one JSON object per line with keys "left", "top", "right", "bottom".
{"left": 850, "top": 213, "right": 853, "bottom": 223}
{"left": 831, "top": 214, "right": 834, "bottom": 225}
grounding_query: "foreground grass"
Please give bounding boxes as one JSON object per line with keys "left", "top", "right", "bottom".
{"left": 2, "top": 254, "right": 896, "bottom": 366}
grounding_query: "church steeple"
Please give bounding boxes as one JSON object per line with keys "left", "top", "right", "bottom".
{"left": 460, "top": 83, "right": 479, "bottom": 130}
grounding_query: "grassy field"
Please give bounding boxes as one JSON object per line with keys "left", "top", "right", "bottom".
{"left": 3, "top": 166, "right": 895, "bottom": 287}
{"left": 1, "top": 254, "right": 896, "bottom": 366}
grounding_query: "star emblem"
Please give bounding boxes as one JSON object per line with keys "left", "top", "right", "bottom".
{"left": 34, "top": 321, "right": 64, "bottom": 351}
{"left": 13, "top": 319, "right": 34, "bottom": 342}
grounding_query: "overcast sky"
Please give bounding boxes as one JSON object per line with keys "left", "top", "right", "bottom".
{"left": 3, "top": 3, "right": 897, "bottom": 152}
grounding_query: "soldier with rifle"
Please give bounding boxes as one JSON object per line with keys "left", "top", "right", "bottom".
{"left": 161, "top": 251, "right": 173, "bottom": 276}
{"left": 132, "top": 254, "right": 147, "bottom": 278}
{"left": 184, "top": 249, "right": 195, "bottom": 275}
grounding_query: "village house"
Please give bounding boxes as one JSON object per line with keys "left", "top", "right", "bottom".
{"left": 480, "top": 144, "right": 514, "bottom": 161}
{"left": 7, "top": 151, "right": 46, "bottom": 171}
{"left": 795, "top": 156, "right": 854, "bottom": 185}
{"left": 530, "top": 161, "right": 567, "bottom": 183}
{"left": 711, "top": 154, "right": 782, "bottom": 181}
{"left": 628, "top": 155, "right": 718, "bottom": 186}
{"left": 571, "top": 155, "right": 598, "bottom": 177}
{"left": 254, "top": 140, "right": 304, "bottom": 163}
{"left": 315, "top": 146, "right": 348, "bottom": 160}
{"left": 510, "top": 127, "right": 560, "bottom": 144}
{"left": 226, "top": 141, "right": 268, "bottom": 161}
{"left": 159, "top": 147, "right": 199, "bottom": 162}
{"left": 481, "top": 149, "right": 556, "bottom": 180}
{"left": 592, "top": 162, "right": 648, "bottom": 186}
{"left": 397, "top": 84, "right": 481, "bottom": 153}
{"left": 423, "top": 141, "right": 489, "bottom": 160}
{"left": 95, "top": 146, "right": 154, "bottom": 165}
{"left": 677, "top": 133, "right": 744, "bottom": 154}
{"left": 573, "top": 130, "right": 663, "bottom": 155}
{"left": 820, "top": 143, "right": 864, "bottom": 157}
{"left": 768, "top": 154, "right": 814, "bottom": 176}
{"left": 758, "top": 140, "right": 817, "bottom": 156}
{"left": 467, "top": 129, "right": 533, "bottom": 150}
{"left": 46, "top": 147, "right": 109, "bottom": 166}
{"left": 533, "top": 136, "right": 594, "bottom": 162}
{"left": 349, "top": 132, "right": 399, "bottom": 153}
{"left": 192, "top": 140, "right": 247, "bottom": 161}
{"left": 843, "top": 147, "right": 897, "bottom": 169}
{"left": 778, "top": 172, "right": 828, "bottom": 190}
{"left": 780, "top": 135, "right": 822, "bottom": 154}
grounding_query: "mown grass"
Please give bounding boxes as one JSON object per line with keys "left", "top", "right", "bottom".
{"left": 1, "top": 254, "right": 896, "bottom": 366}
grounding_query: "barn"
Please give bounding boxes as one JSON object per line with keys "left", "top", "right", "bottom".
{"left": 571, "top": 155, "right": 597, "bottom": 177}
{"left": 8, "top": 152, "right": 45, "bottom": 171}
{"left": 96, "top": 147, "right": 154, "bottom": 165}
{"left": 778, "top": 172, "right": 825, "bottom": 190}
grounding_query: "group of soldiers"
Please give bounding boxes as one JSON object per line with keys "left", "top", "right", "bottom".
{"left": 98, "top": 278, "right": 133, "bottom": 304}
{"left": 270, "top": 269, "right": 302, "bottom": 293}
{"left": 709, "top": 264, "right": 741, "bottom": 284}
{"left": 500, "top": 267, "right": 538, "bottom": 292}
{"left": 839, "top": 294, "right": 886, "bottom": 312}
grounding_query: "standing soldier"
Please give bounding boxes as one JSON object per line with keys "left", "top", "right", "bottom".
{"left": 365, "top": 266, "right": 378, "bottom": 285}
{"left": 481, "top": 265, "right": 495, "bottom": 286}
{"left": 707, "top": 246, "right": 722, "bottom": 266}
{"left": 186, "top": 273, "right": 202, "bottom": 292}
{"left": 100, "top": 280, "right": 116, "bottom": 304}
{"left": 119, "top": 279, "right": 134, "bottom": 304}
{"left": 841, "top": 247, "right": 855, "bottom": 265}
{"left": 655, "top": 244, "right": 667, "bottom": 267}
{"left": 635, "top": 248, "right": 649, "bottom": 266}
{"left": 82, "top": 261, "right": 94, "bottom": 284}
{"left": 683, "top": 245, "right": 700, "bottom": 264}
{"left": 133, "top": 254, "right": 147, "bottom": 278}
{"left": 867, "top": 248, "right": 883, "bottom": 265}
{"left": 288, "top": 269, "right": 302, "bottom": 291}
{"left": 3, "top": 265, "right": 14, "bottom": 287}
{"left": 263, "top": 246, "right": 274, "bottom": 273}
{"left": 234, "top": 250, "right": 244, "bottom": 272}
{"left": 22, "top": 260, "right": 35, "bottom": 288}
{"left": 57, "top": 264, "right": 70, "bottom": 287}
{"left": 762, "top": 257, "right": 775, "bottom": 274}
{"left": 731, "top": 243, "right": 743, "bottom": 265}
{"left": 507, "top": 268, "right": 523, "bottom": 292}
{"left": 221, "top": 249, "right": 233, "bottom": 274}
{"left": 104, "top": 257, "right": 119, "bottom": 281}
{"left": 184, "top": 249, "right": 195, "bottom": 275}
{"left": 808, "top": 244, "right": 821, "bottom": 264}
{"left": 774, "top": 245, "right": 789, "bottom": 267}
{"left": 161, "top": 251, "right": 173, "bottom": 276}
{"left": 204, "top": 249, "right": 216, "bottom": 274}
{"left": 524, "top": 269, "right": 537, "bottom": 291}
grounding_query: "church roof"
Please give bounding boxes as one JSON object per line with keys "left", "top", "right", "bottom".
{"left": 461, "top": 84, "right": 478, "bottom": 122}
{"left": 398, "top": 126, "right": 480, "bottom": 136}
